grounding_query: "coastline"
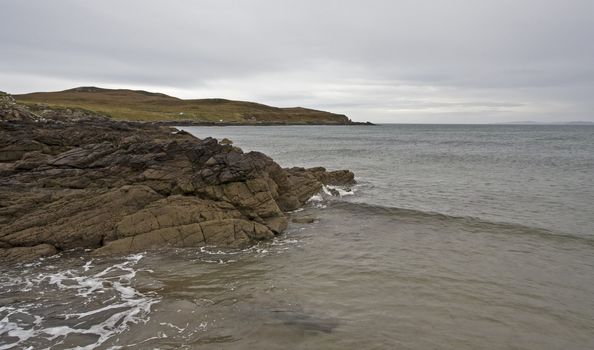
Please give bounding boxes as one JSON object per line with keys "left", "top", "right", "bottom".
{"left": 154, "top": 120, "right": 375, "bottom": 127}
{"left": 15, "top": 87, "right": 376, "bottom": 126}
{"left": 2, "top": 93, "right": 594, "bottom": 350}
{"left": 0, "top": 92, "right": 355, "bottom": 263}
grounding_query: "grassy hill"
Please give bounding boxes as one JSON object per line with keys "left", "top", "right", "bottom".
{"left": 15, "top": 87, "right": 352, "bottom": 124}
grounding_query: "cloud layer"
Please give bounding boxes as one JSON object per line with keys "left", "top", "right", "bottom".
{"left": 1, "top": 0, "right": 593, "bottom": 123}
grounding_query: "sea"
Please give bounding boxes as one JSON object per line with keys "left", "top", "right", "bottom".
{"left": 1, "top": 124, "right": 593, "bottom": 349}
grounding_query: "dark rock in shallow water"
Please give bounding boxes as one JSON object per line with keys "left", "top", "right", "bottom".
{"left": 270, "top": 310, "right": 339, "bottom": 333}
{"left": 291, "top": 216, "right": 317, "bottom": 224}
{"left": 0, "top": 92, "right": 355, "bottom": 263}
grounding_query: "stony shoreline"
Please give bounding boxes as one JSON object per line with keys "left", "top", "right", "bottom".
{"left": 0, "top": 92, "right": 355, "bottom": 263}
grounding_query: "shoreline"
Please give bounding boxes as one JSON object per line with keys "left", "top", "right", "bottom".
{"left": 0, "top": 92, "right": 356, "bottom": 263}
{"left": 154, "top": 120, "right": 375, "bottom": 126}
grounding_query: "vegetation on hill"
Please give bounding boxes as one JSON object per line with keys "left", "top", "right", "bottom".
{"left": 15, "top": 87, "right": 352, "bottom": 124}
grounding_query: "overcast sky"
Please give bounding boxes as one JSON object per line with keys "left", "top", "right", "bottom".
{"left": 1, "top": 0, "right": 593, "bottom": 123}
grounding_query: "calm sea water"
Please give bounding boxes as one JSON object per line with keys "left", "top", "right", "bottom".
{"left": 1, "top": 125, "right": 593, "bottom": 349}
{"left": 185, "top": 124, "right": 594, "bottom": 237}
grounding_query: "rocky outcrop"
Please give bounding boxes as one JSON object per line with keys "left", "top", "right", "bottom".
{"left": 0, "top": 92, "right": 354, "bottom": 263}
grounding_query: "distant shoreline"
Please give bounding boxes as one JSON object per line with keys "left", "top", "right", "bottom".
{"left": 158, "top": 120, "right": 375, "bottom": 126}
{"left": 351, "top": 122, "right": 594, "bottom": 126}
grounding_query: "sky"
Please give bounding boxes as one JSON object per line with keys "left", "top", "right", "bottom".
{"left": 1, "top": 0, "right": 593, "bottom": 123}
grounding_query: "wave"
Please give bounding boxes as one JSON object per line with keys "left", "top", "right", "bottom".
{"left": 307, "top": 189, "right": 593, "bottom": 244}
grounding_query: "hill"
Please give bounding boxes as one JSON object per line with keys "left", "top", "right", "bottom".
{"left": 14, "top": 87, "right": 353, "bottom": 124}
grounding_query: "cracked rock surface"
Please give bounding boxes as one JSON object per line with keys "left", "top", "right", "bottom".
{"left": 0, "top": 92, "right": 355, "bottom": 263}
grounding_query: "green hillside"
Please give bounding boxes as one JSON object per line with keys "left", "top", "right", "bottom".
{"left": 15, "top": 87, "right": 351, "bottom": 124}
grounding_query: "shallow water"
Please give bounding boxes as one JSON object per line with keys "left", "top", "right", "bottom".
{"left": 2, "top": 125, "right": 593, "bottom": 349}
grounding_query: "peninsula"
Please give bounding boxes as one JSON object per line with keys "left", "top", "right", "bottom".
{"left": 15, "top": 86, "right": 367, "bottom": 125}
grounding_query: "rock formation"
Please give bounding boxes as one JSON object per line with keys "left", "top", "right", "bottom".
{"left": 0, "top": 92, "right": 354, "bottom": 263}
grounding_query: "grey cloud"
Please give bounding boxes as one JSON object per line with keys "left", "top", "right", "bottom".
{"left": 1, "top": 0, "right": 593, "bottom": 123}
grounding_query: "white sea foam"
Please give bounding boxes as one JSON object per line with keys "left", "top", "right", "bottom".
{"left": 325, "top": 185, "right": 356, "bottom": 196}
{"left": 159, "top": 322, "right": 187, "bottom": 333}
{"left": 306, "top": 193, "right": 327, "bottom": 209}
{"left": 307, "top": 193, "right": 323, "bottom": 203}
{"left": 0, "top": 253, "right": 159, "bottom": 350}
{"left": 0, "top": 307, "right": 42, "bottom": 350}
{"left": 199, "top": 246, "right": 242, "bottom": 256}
{"left": 306, "top": 184, "right": 358, "bottom": 209}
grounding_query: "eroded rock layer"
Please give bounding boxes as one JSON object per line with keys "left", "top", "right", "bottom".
{"left": 0, "top": 92, "right": 354, "bottom": 263}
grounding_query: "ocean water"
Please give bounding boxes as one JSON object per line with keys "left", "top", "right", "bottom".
{"left": 1, "top": 124, "right": 593, "bottom": 349}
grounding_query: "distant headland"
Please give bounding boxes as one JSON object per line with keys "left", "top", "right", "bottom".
{"left": 14, "top": 86, "right": 373, "bottom": 125}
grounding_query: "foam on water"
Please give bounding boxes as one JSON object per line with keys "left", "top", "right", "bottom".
{"left": 192, "top": 234, "right": 303, "bottom": 264}
{"left": 306, "top": 184, "right": 358, "bottom": 209}
{"left": 325, "top": 185, "right": 356, "bottom": 197}
{"left": 0, "top": 254, "right": 159, "bottom": 350}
